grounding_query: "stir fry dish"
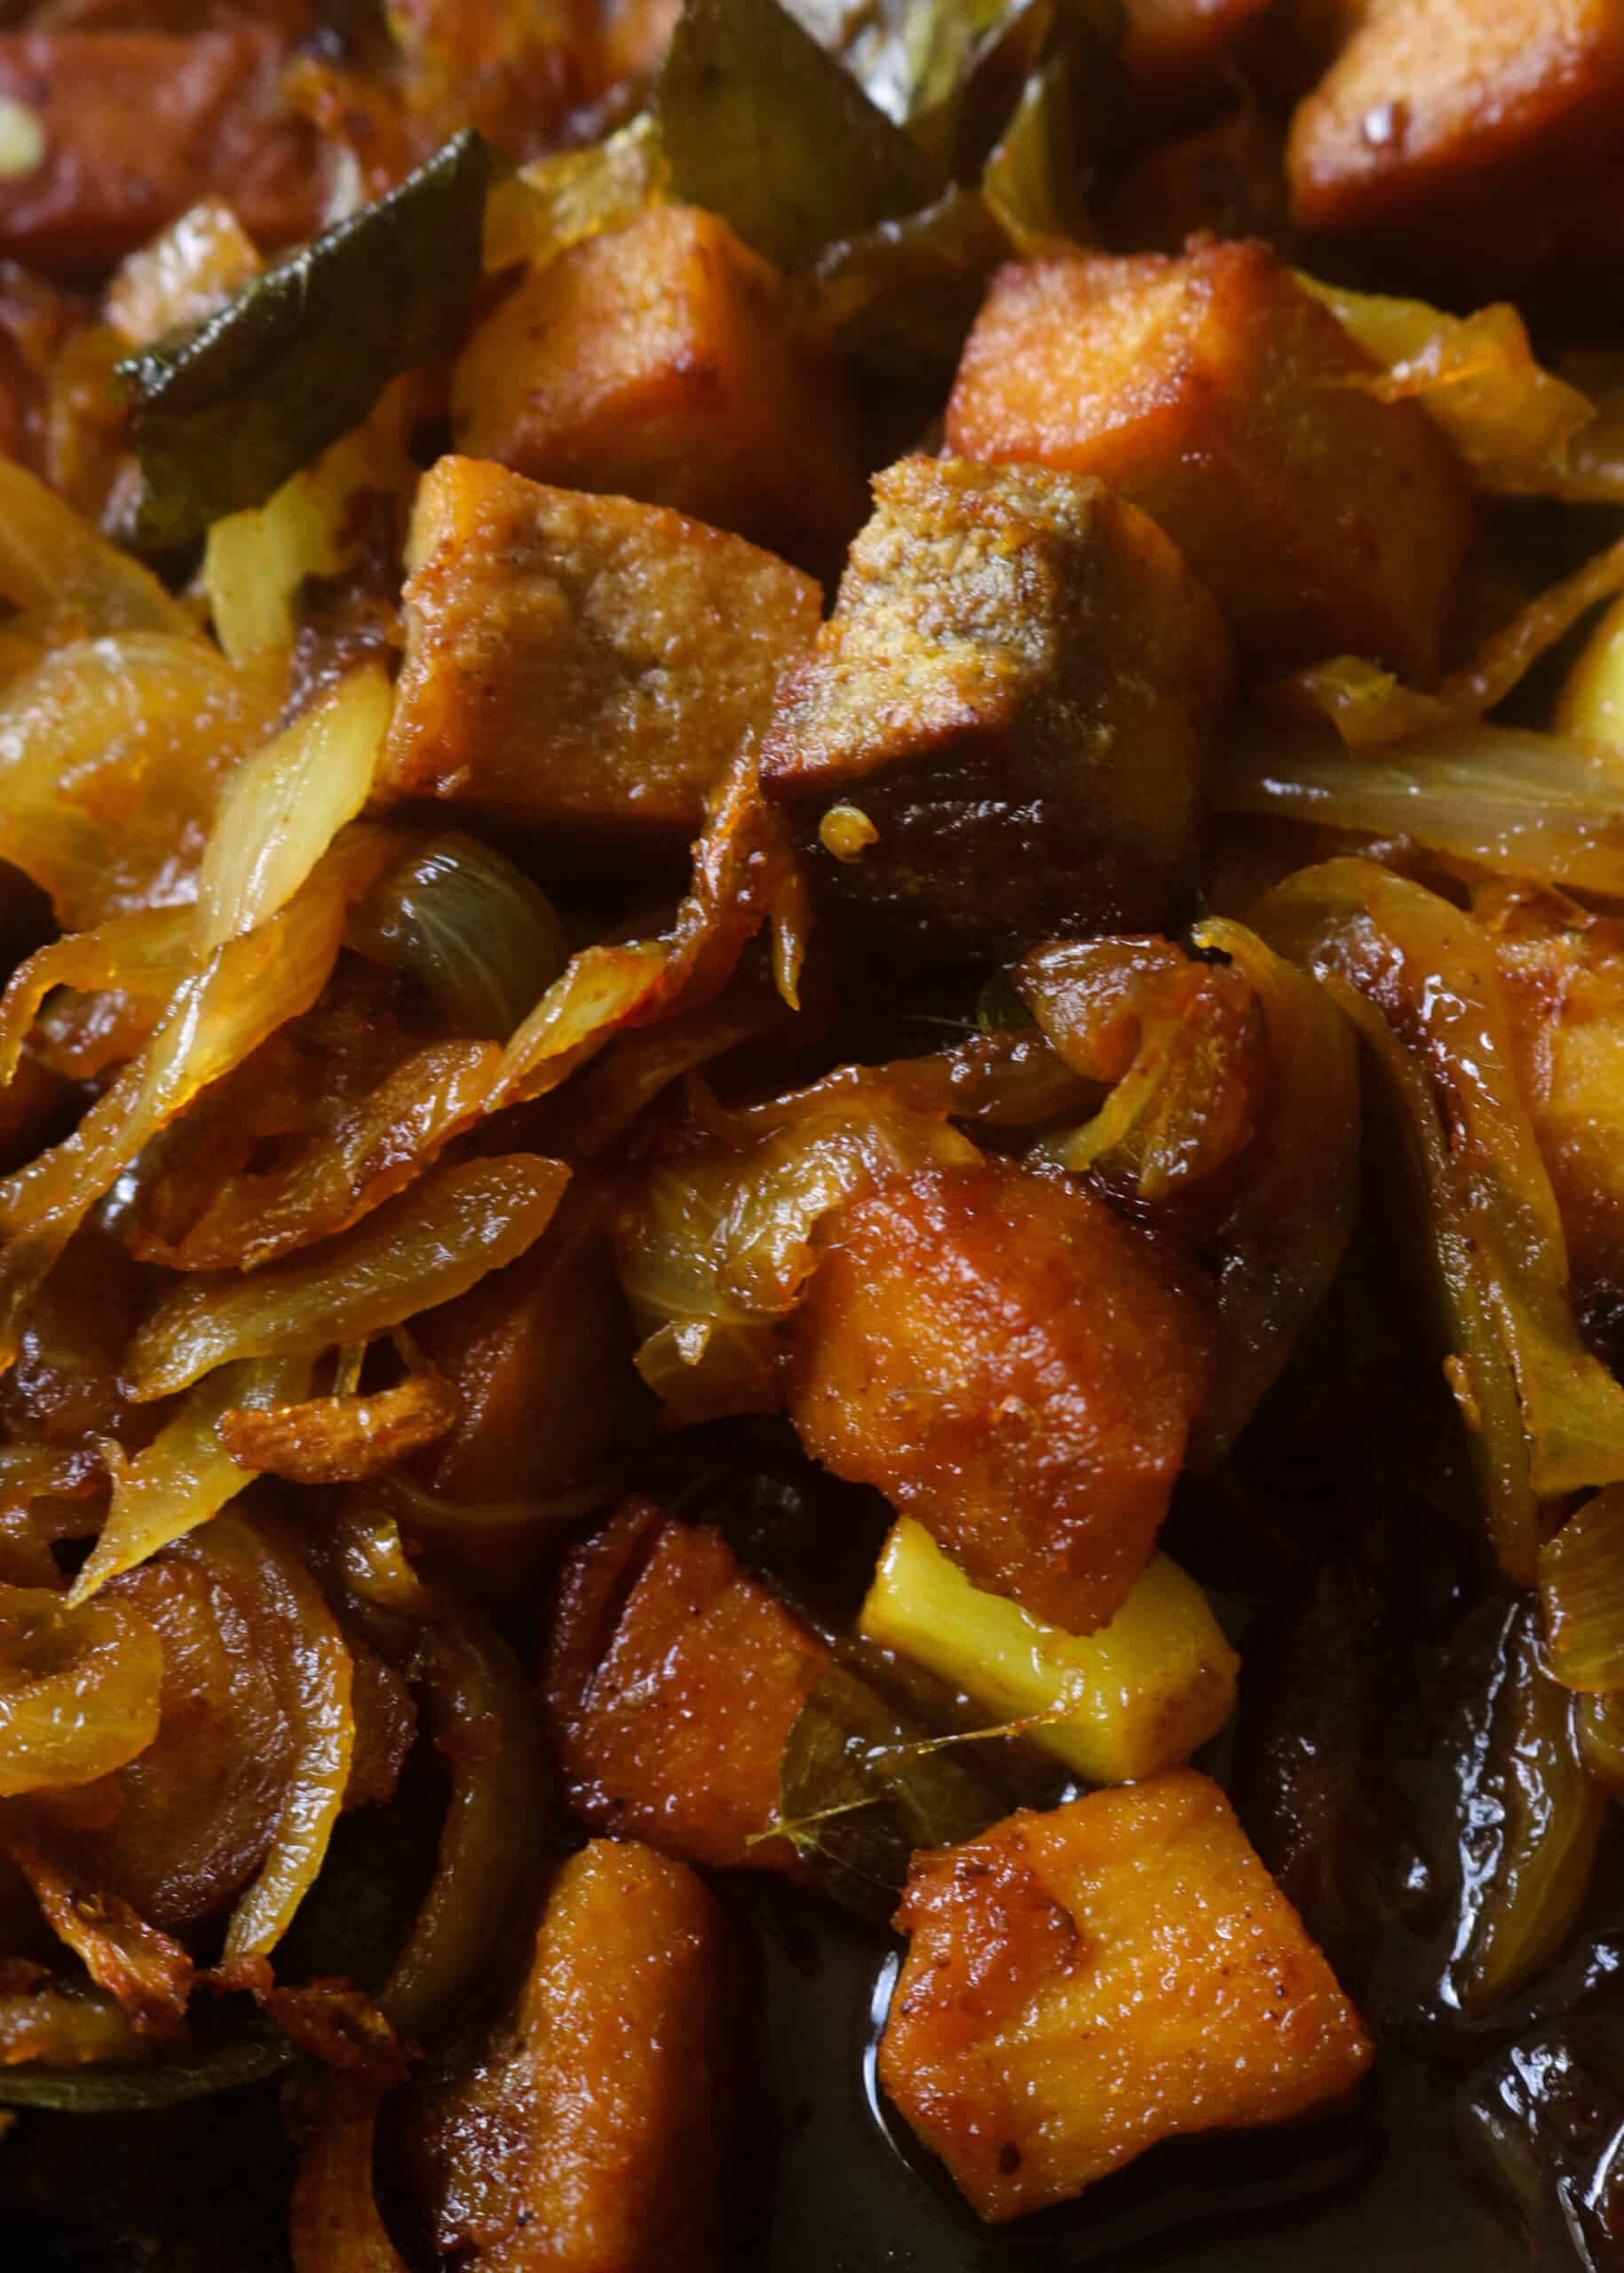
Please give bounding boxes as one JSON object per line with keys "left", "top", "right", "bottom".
{"left": 8, "top": 2, "right": 1624, "bottom": 2268}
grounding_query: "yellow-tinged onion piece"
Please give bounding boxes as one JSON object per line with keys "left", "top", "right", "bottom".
{"left": 0, "top": 824, "right": 404, "bottom": 1366}
{"left": 69, "top": 1355, "right": 311, "bottom": 1606}
{"left": 1541, "top": 1485, "right": 1624, "bottom": 1691}
{"left": 0, "top": 905, "right": 194, "bottom": 1091}
{"left": 128, "top": 1153, "right": 570, "bottom": 1401}
{"left": 0, "top": 1588, "right": 162, "bottom": 1795}
{"left": 378, "top": 1610, "right": 545, "bottom": 2044}
{"left": 194, "top": 662, "right": 394, "bottom": 956}
{"left": 0, "top": 459, "right": 201, "bottom": 645}
{"left": 218, "top": 1368, "right": 461, "bottom": 1486}
{"left": 214, "top": 1514, "right": 356, "bottom": 1962}
{"left": 0, "top": 632, "right": 280, "bottom": 928}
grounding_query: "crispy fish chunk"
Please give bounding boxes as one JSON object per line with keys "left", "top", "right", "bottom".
{"left": 453, "top": 203, "right": 867, "bottom": 574}
{"left": 543, "top": 1498, "right": 831, "bottom": 1873}
{"left": 1287, "top": 0, "right": 1624, "bottom": 280}
{"left": 760, "top": 455, "right": 1232, "bottom": 955}
{"left": 379, "top": 455, "right": 821, "bottom": 834}
{"left": 414, "top": 1839, "right": 731, "bottom": 2273}
{"left": 879, "top": 1770, "right": 1374, "bottom": 2222}
{"left": 0, "top": 31, "right": 322, "bottom": 266}
{"left": 946, "top": 240, "right": 1471, "bottom": 678}
{"left": 787, "top": 1160, "right": 1215, "bottom": 1635}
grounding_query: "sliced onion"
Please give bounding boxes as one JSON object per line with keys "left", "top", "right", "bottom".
{"left": 1541, "top": 1486, "right": 1624, "bottom": 1691}
{"left": 378, "top": 1611, "right": 545, "bottom": 2045}
{"left": 0, "top": 837, "right": 384, "bottom": 1366}
{"left": 128, "top": 1041, "right": 502, "bottom": 1275}
{"left": 214, "top": 1514, "right": 356, "bottom": 1962}
{"left": 0, "top": 633, "right": 280, "bottom": 928}
{"left": 0, "top": 1590, "right": 162, "bottom": 1795}
{"left": 0, "top": 460, "right": 199, "bottom": 645}
{"left": 1257, "top": 858, "right": 1624, "bottom": 1581}
{"left": 346, "top": 831, "right": 566, "bottom": 1041}
{"left": 1303, "top": 275, "right": 1595, "bottom": 492}
{"left": 1220, "top": 722, "right": 1624, "bottom": 899}
{"left": 218, "top": 1369, "right": 461, "bottom": 1485}
{"left": 0, "top": 905, "right": 194, "bottom": 1091}
{"left": 495, "top": 746, "right": 805, "bottom": 1108}
{"left": 1187, "top": 919, "right": 1361, "bottom": 1468}
{"left": 127, "top": 1154, "right": 570, "bottom": 1400}
{"left": 194, "top": 663, "right": 395, "bottom": 956}
{"left": 68, "top": 1356, "right": 311, "bottom": 1606}
{"left": 0, "top": 1976, "right": 153, "bottom": 2070}
{"left": 9, "top": 1837, "right": 192, "bottom": 2039}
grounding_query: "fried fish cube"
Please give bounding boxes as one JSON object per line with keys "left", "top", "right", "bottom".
{"left": 946, "top": 239, "right": 1471, "bottom": 678}
{"left": 451, "top": 203, "right": 867, "bottom": 574}
{"left": 879, "top": 1770, "right": 1374, "bottom": 2222}
{"left": 787, "top": 1160, "right": 1215, "bottom": 1635}
{"left": 414, "top": 1839, "right": 731, "bottom": 2273}
{"left": 1123, "top": 0, "right": 1272, "bottom": 107}
{"left": 1287, "top": 0, "right": 1624, "bottom": 278}
{"left": 759, "top": 454, "right": 1232, "bottom": 954}
{"left": 0, "top": 31, "right": 322, "bottom": 267}
{"left": 543, "top": 1498, "right": 831, "bottom": 1873}
{"left": 378, "top": 455, "right": 821, "bottom": 834}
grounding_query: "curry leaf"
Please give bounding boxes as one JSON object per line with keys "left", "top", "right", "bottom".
{"left": 119, "top": 131, "right": 493, "bottom": 550}
{"left": 778, "top": 1660, "right": 1011, "bottom": 1924}
{"left": 657, "top": 0, "right": 943, "bottom": 271}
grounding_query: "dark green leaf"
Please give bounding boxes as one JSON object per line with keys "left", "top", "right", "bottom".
{"left": 983, "top": 21, "right": 1114, "bottom": 249}
{"left": 0, "top": 2030, "right": 297, "bottom": 2111}
{"left": 119, "top": 131, "right": 493, "bottom": 550}
{"left": 818, "top": 185, "right": 1012, "bottom": 378}
{"left": 778, "top": 1659, "right": 1012, "bottom": 1925}
{"left": 657, "top": 0, "right": 943, "bottom": 271}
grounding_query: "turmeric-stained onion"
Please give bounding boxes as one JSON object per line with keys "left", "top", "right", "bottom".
{"left": 127, "top": 1154, "right": 570, "bottom": 1400}
{"left": 69, "top": 1355, "right": 311, "bottom": 1605}
{"left": 0, "top": 1589, "right": 162, "bottom": 1796}
{"left": 218, "top": 1369, "right": 461, "bottom": 1486}
{"left": 214, "top": 1514, "right": 356, "bottom": 1962}
{"left": 379, "top": 1609, "right": 545, "bottom": 2045}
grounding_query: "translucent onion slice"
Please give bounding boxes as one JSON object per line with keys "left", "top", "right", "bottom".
{"left": 0, "top": 905, "right": 194, "bottom": 1091}
{"left": 379, "top": 1612, "right": 545, "bottom": 2045}
{"left": 289, "top": 2079, "right": 410, "bottom": 2273}
{"left": 127, "top": 1154, "right": 570, "bottom": 1400}
{"left": 1541, "top": 1486, "right": 1624, "bottom": 1692}
{"left": 9, "top": 1838, "right": 193, "bottom": 2038}
{"left": 1453, "top": 1602, "right": 1607, "bottom": 2012}
{"left": 1187, "top": 919, "right": 1361, "bottom": 1469}
{"left": 1303, "top": 276, "right": 1595, "bottom": 492}
{"left": 68, "top": 1355, "right": 311, "bottom": 1607}
{"left": 0, "top": 1976, "right": 153, "bottom": 2070}
{"left": 1218, "top": 722, "right": 1624, "bottom": 896}
{"left": 214, "top": 1514, "right": 356, "bottom": 1962}
{"left": 0, "top": 633, "right": 280, "bottom": 927}
{"left": 1268, "top": 534, "right": 1624, "bottom": 751}
{"left": 194, "top": 663, "right": 395, "bottom": 955}
{"left": 1258, "top": 858, "right": 1624, "bottom": 1580}
{"left": 0, "top": 1590, "right": 163, "bottom": 1794}
{"left": 217, "top": 1369, "right": 461, "bottom": 1486}
{"left": 495, "top": 747, "right": 805, "bottom": 1108}
{"left": 0, "top": 459, "right": 199, "bottom": 644}
{"left": 0, "top": 837, "right": 384, "bottom": 1366}
{"left": 127, "top": 1041, "right": 502, "bottom": 1275}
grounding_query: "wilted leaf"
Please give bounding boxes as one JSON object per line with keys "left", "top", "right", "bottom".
{"left": 658, "top": 0, "right": 942, "bottom": 270}
{"left": 120, "top": 132, "right": 492, "bottom": 550}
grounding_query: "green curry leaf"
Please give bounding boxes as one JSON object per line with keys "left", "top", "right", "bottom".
{"left": 778, "top": 1659, "right": 1012, "bottom": 1924}
{"left": 657, "top": 0, "right": 944, "bottom": 271}
{"left": 119, "top": 131, "right": 494, "bottom": 550}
